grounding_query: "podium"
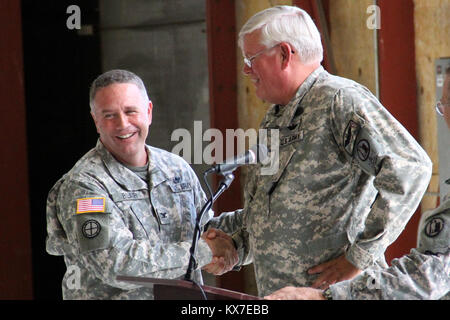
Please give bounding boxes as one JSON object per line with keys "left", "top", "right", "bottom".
{"left": 117, "top": 275, "right": 261, "bottom": 300}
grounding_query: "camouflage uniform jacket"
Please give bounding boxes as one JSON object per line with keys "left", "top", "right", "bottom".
{"left": 209, "top": 66, "right": 432, "bottom": 297}
{"left": 46, "top": 140, "right": 213, "bottom": 299}
{"left": 330, "top": 193, "right": 450, "bottom": 300}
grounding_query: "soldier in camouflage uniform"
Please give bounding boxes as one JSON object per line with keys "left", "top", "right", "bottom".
{"left": 46, "top": 69, "right": 237, "bottom": 299}
{"left": 328, "top": 197, "right": 449, "bottom": 300}
{"left": 265, "top": 66, "right": 450, "bottom": 300}
{"left": 265, "top": 197, "right": 449, "bottom": 300}
{"left": 205, "top": 6, "right": 433, "bottom": 298}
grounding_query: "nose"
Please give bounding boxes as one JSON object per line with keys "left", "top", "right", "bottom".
{"left": 116, "top": 112, "right": 129, "bottom": 129}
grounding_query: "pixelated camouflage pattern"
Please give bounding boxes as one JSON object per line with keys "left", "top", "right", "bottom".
{"left": 330, "top": 194, "right": 449, "bottom": 300}
{"left": 209, "top": 66, "right": 432, "bottom": 297}
{"left": 46, "top": 140, "right": 213, "bottom": 299}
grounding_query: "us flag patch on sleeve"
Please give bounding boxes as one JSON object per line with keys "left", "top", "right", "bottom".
{"left": 76, "top": 197, "right": 106, "bottom": 214}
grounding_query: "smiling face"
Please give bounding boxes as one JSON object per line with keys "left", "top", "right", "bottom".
{"left": 91, "top": 82, "right": 152, "bottom": 167}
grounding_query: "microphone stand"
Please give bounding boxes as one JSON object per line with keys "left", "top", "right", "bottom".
{"left": 184, "top": 171, "right": 235, "bottom": 282}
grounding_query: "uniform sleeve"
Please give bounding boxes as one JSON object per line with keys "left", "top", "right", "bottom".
{"left": 416, "top": 201, "right": 450, "bottom": 255}
{"left": 57, "top": 177, "right": 212, "bottom": 290}
{"left": 330, "top": 249, "right": 450, "bottom": 300}
{"left": 330, "top": 86, "right": 433, "bottom": 270}
{"left": 206, "top": 164, "right": 261, "bottom": 266}
{"left": 207, "top": 209, "right": 253, "bottom": 266}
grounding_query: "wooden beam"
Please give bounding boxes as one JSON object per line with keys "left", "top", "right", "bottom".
{"left": 293, "top": 0, "right": 335, "bottom": 73}
{"left": 0, "top": 0, "right": 33, "bottom": 299}
{"left": 377, "top": 0, "right": 421, "bottom": 264}
{"left": 206, "top": 0, "right": 245, "bottom": 293}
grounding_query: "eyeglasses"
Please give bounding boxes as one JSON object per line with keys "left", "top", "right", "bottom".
{"left": 243, "top": 44, "right": 280, "bottom": 69}
{"left": 436, "top": 101, "right": 449, "bottom": 116}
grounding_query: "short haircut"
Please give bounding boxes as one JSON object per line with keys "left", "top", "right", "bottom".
{"left": 89, "top": 69, "right": 149, "bottom": 111}
{"left": 238, "top": 5, "right": 323, "bottom": 65}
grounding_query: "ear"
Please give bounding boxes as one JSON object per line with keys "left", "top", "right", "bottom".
{"left": 147, "top": 100, "right": 153, "bottom": 126}
{"left": 279, "top": 42, "right": 295, "bottom": 70}
{"left": 90, "top": 111, "right": 100, "bottom": 134}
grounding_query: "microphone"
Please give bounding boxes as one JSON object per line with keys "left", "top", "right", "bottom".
{"left": 206, "top": 144, "right": 268, "bottom": 174}
{"left": 184, "top": 144, "right": 267, "bottom": 283}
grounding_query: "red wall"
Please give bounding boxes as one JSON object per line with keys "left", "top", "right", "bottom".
{"left": 0, "top": 0, "right": 33, "bottom": 299}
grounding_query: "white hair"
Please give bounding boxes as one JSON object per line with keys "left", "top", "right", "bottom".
{"left": 238, "top": 5, "right": 323, "bottom": 65}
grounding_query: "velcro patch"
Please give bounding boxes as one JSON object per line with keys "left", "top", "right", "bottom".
{"left": 76, "top": 197, "right": 106, "bottom": 214}
{"left": 352, "top": 126, "right": 382, "bottom": 176}
{"left": 356, "top": 139, "right": 370, "bottom": 161}
{"left": 343, "top": 120, "right": 361, "bottom": 156}
{"left": 82, "top": 219, "right": 102, "bottom": 239}
{"left": 425, "top": 217, "right": 445, "bottom": 238}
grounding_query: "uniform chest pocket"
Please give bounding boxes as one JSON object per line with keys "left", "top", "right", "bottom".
{"left": 119, "top": 201, "right": 159, "bottom": 241}
{"left": 267, "top": 143, "right": 297, "bottom": 194}
{"left": 152, "top": 180, "right": 196, "bottom": 241}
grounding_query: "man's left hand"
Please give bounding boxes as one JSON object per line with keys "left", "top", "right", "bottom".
{"left": 308, "top": 254, "right": 362, "bottom": 289}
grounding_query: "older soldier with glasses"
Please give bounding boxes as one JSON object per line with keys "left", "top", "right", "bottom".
{"left": 265, "top": 67, "right": 450, "bottom": 300}
{"left": 204, "top": 5, "right": 433, "bottom": 298}
{"left": 46, "top": 69, "right": 237, "bottom": 299}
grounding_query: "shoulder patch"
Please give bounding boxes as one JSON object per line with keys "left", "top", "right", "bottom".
{"left": 343, "top": 120, "right": 361, "bottom": 156}
{"left": 76, "top": 197, "right": 106, "bottom": 214}
{"left": 356, "top": 139, "right": 370, "bottom": 161}
{"left": 81, "top": 219, "right": 102, "bottom": 239}
{"left": 424, "top": 217, "right": 445, "bottom": 238}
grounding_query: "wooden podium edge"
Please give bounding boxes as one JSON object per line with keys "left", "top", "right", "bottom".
{"left": 116, "top": 275, "right": 261, "bottom": 300}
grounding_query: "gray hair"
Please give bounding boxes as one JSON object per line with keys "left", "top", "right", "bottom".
{"left": 89, "top": 69, "right": 149, "bottom": 111}
{"left": 238, "top": 5, "right": 323, "bottom": 65}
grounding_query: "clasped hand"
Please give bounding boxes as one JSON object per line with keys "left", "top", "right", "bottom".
{"left": 201, "top": 228, "right": 238, "bottom": 275}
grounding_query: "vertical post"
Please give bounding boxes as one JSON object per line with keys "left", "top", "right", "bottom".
{"left": 373, "top": 0, "right": 380, "bottom": 99}
{"left": 377, "top": 0, "right": 421, "bottom": 263}
{"left": 293, "top": 0, "right": 334, "bottom": 73}
{"left": 205, "top": 0, "right": 245, "bottom": 293}
{"left": 0, "top": 0, "right": 33, "bottom": 299}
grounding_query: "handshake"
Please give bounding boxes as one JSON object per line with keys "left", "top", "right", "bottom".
{"left": 201, "top": 228, "right": 239, "bottom": 275}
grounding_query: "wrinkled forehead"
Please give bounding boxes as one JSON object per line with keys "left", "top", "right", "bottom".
{"left": 242, "top": 29, "right": 264, "bottom": 54}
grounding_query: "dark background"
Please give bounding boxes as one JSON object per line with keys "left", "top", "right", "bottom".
{"left": 21, "top": 0, "right": 101, "bottom": 299}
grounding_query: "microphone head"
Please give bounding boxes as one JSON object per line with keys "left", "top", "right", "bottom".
{"left": 249, "top": 144, "right": 269, "bottom": 164}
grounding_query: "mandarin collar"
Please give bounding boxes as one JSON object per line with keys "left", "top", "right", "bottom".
{"left": 266, "top": 65, "right": 324, "bottom": 128}
{"left": 96, "top": 139, "right": 168, "bottom": 191}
